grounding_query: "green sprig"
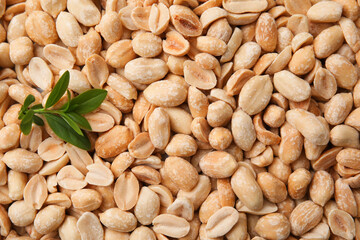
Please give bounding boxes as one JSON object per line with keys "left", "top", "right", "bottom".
{"left": 18, "top": 71, "right": 107, "bottom": 151}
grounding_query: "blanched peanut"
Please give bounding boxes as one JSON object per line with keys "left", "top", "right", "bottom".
{"left": 195, "top": 53, "right": 220, "bottom": 72}
{"left": 328, "top": 209, "right": 355, "bottom": 239}
{"left": 28, "top": 57, "right": 53, "bottom": 91}
{"left": 58, "top": 216, "right": 81, "bottom": 240}
{"left": 274, "top": 70, "right": 311, "bottom": 102}
{"left": 130, "top": 226, "right": 156, "bottom": 240}
{"left": 257, "top": 172, "right": 287, "bottom": 203}
{"left": 132, "top": 165, "right": 161, "bottom": 185}
{"left": 114, "top": 171, "right": 139, "bottom": 211}
{"left": 184, "top": 60, "right": 217, "bottom": 90}
{"left": 289, "top": 46, "right": 315, "bottom": 75}
{"left": 25, "top": 11, "right": 58, "bottom": 45}
{"left": 106, "top": 40, "right": 136, "bottom": 68}
{"left": 95, "top": 125, "right": 133, "bottom": 158}
{"left": 279, "top": 122, "right": 303, "bottom": 165}
{"left": 231, "top": 165, "right": 263, "bottom": 211}
{"left": 199, "top": 190, "right": 221, "bottom": 223}
{"left": 34, "top": 205, "right": 65, "bottom": 234}
{"left": 43, "top": 44, "right": 75, "bottom": 70}
{"left": 170, "top": 5, "right": 202, "bottom": 37}
{"left": 99, "top": 208, "right": 137, "bottom": 232}
{"left": 153, "top": 214, "right": 190, "bottom": 238}
{"left": 289, "top": 200, "right": 323, "bottom": 236}
{"left": 134, "top": 187, "right": 160, "bottom": 225}
{"left": 132, "top": 32, "right": 162, "bottom": 57}
{"left": 24, "top": 174, "right": 47, "bottom": 210}
{"left": 9, "top": 37, "right": 33, "bottom": 65}
{"left": 0, "top": 43, "right": 13, "bottom": 68}
{"left": 76, "top": 28, "right": 102, "bottom": 66}
{"left": 177, "top": 175, "right": 211, "bottom": 210}
{"left": 207, "top": 101, "right": 233, "bottom": 127}
{"left": 0, "top": 123, "right": 20, "bottom": 152}
{"left": 263, "top": 105, "right": 285, "bottom": 128}
{"left": 206, "top": 206, "right": 239, "bottom": 238}
{"left": 56, "top": 11, "right": 83, "bottom": 47}
{"left": 164, "top": 156, "right": 199, "bottom": 191}
{"left": 239, "top": 75, "right": 273, "bottom": 116}
{"left": 77, "top": 212, "right": 104, "bottom": 239}
{"left": 8, "top": 200, "right": 36, "bottom": 227}
{"left": 125, "top": 58, "right": 168, "bottom": 84}
{"left": 255, "top": 213, "right": 290, "bottom": 240}
{"left": 288, "top": 168, "right": 311, "bottom": 199}
{"left": 256, "top": 13, "right": 277, "bottom": 52}
{"left": 234, "top": 42, "right": 261, "bottom": 71}
{"left": 149, "top": 3, "right": 170, "bottom": 35}
{"left": 307, "top": 1, "right": 342, "bottom": 23}
{"left": 96, "top": 11, "right": 123, "bottom": 43}
{"left": 333, "top": 0, "right": 359, "bottom": 21}
{"left": 196, "top": 36, "right": 227, "bottom": 56}
{"left": 200, "top": 151, "right": 238, "bottom": 178}
{"left": 330, "top": 125, "right": 360, "bottom": 148}
{"left": 7, "top": 13, "right": 27, "bottom": 43}
{"left": 67, "top": 0, "right": 101, "bottom": 26}
{"left": 167, "top": 197, "right": 194, "bottom": 221}
{"left": 144, "top": 80, "right": 187, "bottom": 107}
{"left": 165, "top": 134, "right": 197, "bottom": 157}
{"left": 286, "top": 109, "right": 329, "bottom": 145}
{"left": 337, "top": 148, "right": 360, "bottom": 170}
{"left": 309, "top": 170, "right": 334, "bottom": 206}
{"left": 231, "top": 109, "right": 256, "bottom": 151}
{"left": 128, "top": 132, "right": 155, "bottom": 159}
{"left": 326, "top": 54, "right": 357, "bottom": 90}
{"left": 324, "top": 93, "right": 353, "bottom": 125}
{"left": 208, "top": 127, "right": 233, "bottom": 150}
{"left": 3, "top": 149, "right": 42, "bottom": 173}
{"left": 268, "top": 157, "right": 291, "bottom": 184}
{"left": 188, "top": 86, "right": 209, "bottom": 118}
{"left": 71, "top": 189, "right": 102, "bottom": 211}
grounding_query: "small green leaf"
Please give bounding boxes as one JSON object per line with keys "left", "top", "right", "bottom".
{"left": 18, "top": 95, "right": 36, "bottom": 119}
{"left": 67, "top": 89, "right": 107, "bottom": 114}
{"left": 23, "top": 95, "right": 35, "bottom": 108}
{"left": 44, "top": 114, "right": 91, "bottom": 150}
{"left": 45, "top": 71, "right": 70, "bottom": 109}
{"left": 59, "top": 90, "right": 71, "bottom": 112}
{"left": 20, "top": 110, "right": 34, "bottom": 135}
{"left": 67, "top": 112, "right": 92, "bottom": 130}
{"left": 30, "top": 104, "right": 43, "bottom": 110}
{"left": 18, "top": 110, "right": 26, "bottom": 120}
{"left": 33, "top": 115, "right": 44, "bottom": 126}
{"left": 59, "top": 113, "right": 84, "bottom": 136}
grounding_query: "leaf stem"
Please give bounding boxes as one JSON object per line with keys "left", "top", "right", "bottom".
{"left": 33, "top": 109, "right": 64, "bottom": 115}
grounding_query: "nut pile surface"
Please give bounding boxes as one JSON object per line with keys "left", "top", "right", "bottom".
{"left": 1, "top": 0, "right": 360, "bottom": 239}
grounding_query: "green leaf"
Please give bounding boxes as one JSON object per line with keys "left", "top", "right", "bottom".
{"left": 45, "top": 71, "right": 70, "bottom": 109}
{"left": 44, "top": 114, "right": 91, "bottom": 150}
{"left": 59, "top": 113, "right": 84, "bottom": 136}
{"left": 59, "top": 90, "right": 71, "bottom": 112}
{"left": 67, "top": 89, "right": 107, "bottom": 114}
{"left": 20, "top": 110, "right": 34, "bottom": 135}
{"left": 18, "top": 95, "right": 36, "bottom": 119}
{"left": 30, "top": 104, "right": 43, "bottom": 110}
{"left": 23, "top": 95, "right": 35, "bottom": 109}
{"left": 18, "top": 110, "right": 26, "bottom": 120}
{"left": 67, "top": 112, "right": 92, "bottom": 130}
{"left": 33, "top": 115, "right": 44, "bottom": 126}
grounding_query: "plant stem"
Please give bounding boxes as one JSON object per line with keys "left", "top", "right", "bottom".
{"left": 33, "top": 109, "right": 64, "bottom": 115}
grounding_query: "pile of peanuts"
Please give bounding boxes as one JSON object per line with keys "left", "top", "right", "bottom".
{"left": 2, "top": 0, "right": 360, "bottom": 239}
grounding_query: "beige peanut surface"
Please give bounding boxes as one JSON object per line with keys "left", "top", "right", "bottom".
{"left": 1, "top": 0, "right": 360, "bottom": 239}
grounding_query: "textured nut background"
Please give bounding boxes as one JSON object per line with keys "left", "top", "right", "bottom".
{"left": 0, "top": 0, "right": 360, "bottom": 239}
